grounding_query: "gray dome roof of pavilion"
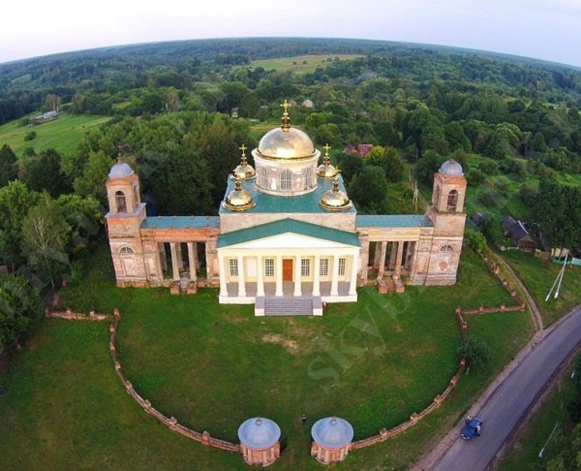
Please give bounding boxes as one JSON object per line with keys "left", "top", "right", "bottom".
{"left": 108, "top": 161, "right": 134, "bottom": 178}
{"left": 311, "top": 416, "right": 354, "bottom": 448}
{"left": 439, "top": 159, "right": 464, "bottom": 176}
{"left": 238, "top": 417, "right": 281, "bottom": 449}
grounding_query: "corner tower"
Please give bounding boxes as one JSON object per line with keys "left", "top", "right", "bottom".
{"left": 424, "top": 159, "right": 467, "bottom": 285}
{"left": 105, "top": 160, "right": 148, "bottom": 286}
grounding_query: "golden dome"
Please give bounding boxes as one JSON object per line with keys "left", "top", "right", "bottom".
{"left": 255, "top": 100, "right": 317, "bottom": 160}
{"left": 319, "top": 175, "right": 351, "bottom": 211}
{"left": 223, "top": 175, "right": 255, "bottom": 212}
{"left": 317, "top": 143, "right": 337, "bottom": 179}
{"left": 234, "top": 144, "right": 256, "bottom": 180}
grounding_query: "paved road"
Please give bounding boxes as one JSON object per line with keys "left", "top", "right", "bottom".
{"left": 423, "top": 306, "right": 581, "bottom": 471}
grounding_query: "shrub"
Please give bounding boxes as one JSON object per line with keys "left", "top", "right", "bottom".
{"left": 467, "top": 169, "right": 485, "bottom": 186}
{"left": 24, "top": 131, "right": 37, "bottom": 141}
{"left": 478, "top": 189, "right": 499, "bottom": 207}
{"left": 478, "top": 160, "right": 498, "bottom": 175}
{"left": 458, "top": 336, "right": 492, "bottom": 370}
{"left": 464, "top": 229, "right": 488, "bottom": 254}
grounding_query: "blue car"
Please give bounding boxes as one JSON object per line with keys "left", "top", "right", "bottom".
{"left": 461, "top": 417, "right": 483, "bottom": 440}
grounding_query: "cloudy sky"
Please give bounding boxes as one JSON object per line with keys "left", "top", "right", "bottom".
{"left": 2, "top": 0, "right": 580, "bottom": 67}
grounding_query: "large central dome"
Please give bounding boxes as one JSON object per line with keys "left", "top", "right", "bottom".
{"left": 256, "top": 126, "right": 316, "bottom": 160}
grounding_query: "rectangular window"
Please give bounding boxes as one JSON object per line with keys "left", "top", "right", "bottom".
{"left": 338, "top": 257, "right": 346, "bottom": 276}
{"left": 320, "top": 258, "right": 329, "bottom": 276}
{"left": 229, "top": 258, "right": 238, "bottom": 277}
{"left": 264, "top": 258, "right": 274, "bottom": 277}
{"left": 301, "top": 258, "right": 310, "bottom": 277}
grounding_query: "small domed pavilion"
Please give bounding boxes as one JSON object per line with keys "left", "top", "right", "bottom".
{"left": 310, "top": 416, "right": 354, "bottom": 464}
{"left": 238, "top": 417, "right": 281, "bottom": 467}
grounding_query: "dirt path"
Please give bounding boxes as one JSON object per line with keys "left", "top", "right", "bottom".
{"left": 491, "top": 251, "right": 544, "bottom": 331}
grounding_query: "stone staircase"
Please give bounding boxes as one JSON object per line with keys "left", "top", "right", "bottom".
{"left": 256, "top": 296, "right": 321, "bottom": 316}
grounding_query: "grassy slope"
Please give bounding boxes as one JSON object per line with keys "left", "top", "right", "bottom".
{"left": 243, "top": 54, "right": 363, "bottom": 73}
{"left": 498, "top": 361, "right": 577, "bottom": 471}
{"left": 0, "top": 113, "right": 110, "bottom": 157}
{"left": 501, "top": 250, "right": 581, "bottom": 325}
{"left": 0, "top": 245, "right": 533, "bottom": 470}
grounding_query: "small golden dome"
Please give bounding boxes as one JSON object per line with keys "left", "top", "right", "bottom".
{"left": 317, "top": 143, "right": 337, "bottom": 179}
{"left": 234, "top": 144, "right": 256, "bottom": 180}
{"left": 223, "top": 175, "right": 255, "bottom": 212}
{"left": 255, "top": 100, "right": 317, "bottom": 160}
{"left": 319, "top": 174, "right": 351, "bottom": 211}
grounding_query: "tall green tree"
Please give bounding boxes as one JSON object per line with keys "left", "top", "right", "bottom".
{"left": 349, "top": 165, "right": 388, "bottom": 213}
{"left": 0, "top": 144, "right": 18, "bottom": 188}
{"left": 0, "top": 275, "right": 41, "bottom": 354}
{"left": 21, "top": 194, "right": 69, "bottom": 288}
{"left": 0, "top": 181, "right": 39, "bottom": 269}
{"left": 19, "top": 149, "right": 70, "bottom": 197}
{"left": 73, "top": 151, "right": 112, "bottom": 203}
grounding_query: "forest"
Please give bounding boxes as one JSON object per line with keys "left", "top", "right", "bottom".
{"left": 1, "top": 37, "right": 581, "bottom": 364}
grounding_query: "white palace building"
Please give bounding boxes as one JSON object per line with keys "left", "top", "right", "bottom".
{"left": 105, "top": 102, "right": 467, "bottom": 316}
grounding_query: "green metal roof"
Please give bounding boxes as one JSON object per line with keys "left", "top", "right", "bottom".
{"left": 217, "top": 218, "right": 361, "bottom": 248}
{"left": 219, "top": 175, "right": 356, "bottom": 214}
{"left": 141, "top": 216, "right": 219, "bottom": 229}
{"left": 356, "top": 215, "right": 433, "bottom": 228}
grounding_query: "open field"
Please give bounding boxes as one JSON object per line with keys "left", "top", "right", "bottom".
{"left": 501, "top": 250, "right": 581, "bottom": 325}
{"left": 0, "top": 113, "right": 110, "bottom": 157}
{"left": 243, "top": 54, "right": 363, "bottom": 73}
{"left": 498, "top": 358, "right": 578, "bottom": 471}
{"left": 0, "top": 246, "right": 533, "bottom": 470}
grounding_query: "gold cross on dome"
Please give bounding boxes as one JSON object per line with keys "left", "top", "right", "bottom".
{"left": 323, "top": 143, "right": 331, "bottom": 155}
{"left": 280, "top": 99, "right": 290, "bottom": 113}
{"left": 239, "top": 144, "right": 247, "bottom": 156}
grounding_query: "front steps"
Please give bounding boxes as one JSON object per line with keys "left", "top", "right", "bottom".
{"left": 255, "top": 296, "right": 323, "bottom": 316}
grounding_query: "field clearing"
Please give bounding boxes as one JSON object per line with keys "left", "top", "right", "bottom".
{"left": 0, "top": 114, "right": 110, "bottom": 156}
{"left": 0, "top": 245, "right": 534, "bottom": 470}
{"left": 243, "top": 54, "right": 363, "bottom": 73}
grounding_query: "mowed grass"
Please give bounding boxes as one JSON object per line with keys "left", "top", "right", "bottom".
{"left": 501, "top": 250, "right": 581, "bottom": 325}
{"left": 0, "top": 245, "right": 533, "bottom": 471}
{"left": 0, "top": 113, "right": 110, "bottom": 157}
{"left": 244, "top": 54, "right": 363, "bottom": 73}
{"left": 498, "top": 359, "right": 578, "bottom": 471}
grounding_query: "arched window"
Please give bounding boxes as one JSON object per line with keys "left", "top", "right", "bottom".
{"left": 119, "top": 246, "right": 134, "bottom": 254}
{"left": 447, "top": 189, "right": 458, "bottom": 212}
{"left": 440, "top": 244, "right": 454, "bottom": 252}
{"left": 303, "top": 167, "right": 313, "bottom": 190}
{"left": 280, "top": 169, "right": 292, "bottom": 191}
{"left": 257, "top": 167, "right": 268, "bottom": 189}
{"left": 115, "top": 191, "right": 127, "bottom": 213}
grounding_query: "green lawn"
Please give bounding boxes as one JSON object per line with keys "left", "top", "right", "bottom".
{"left": 0, "top": 246, "right": 533, "bottom": 471}
{"left": 242, "top": 54, "right": 363, "bottom": 74}
{"left": 501, "top": 250, "right": 581, "bottom": 325}
{"left": 498, "top": 359, "right": 578, "bottom": 471}
{"left": 0, "top": 113, "right": 111, "bottom": 157}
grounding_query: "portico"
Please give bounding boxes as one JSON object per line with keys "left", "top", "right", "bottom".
{"left": 217, "top": 219, "right": 360, "bottom": 313}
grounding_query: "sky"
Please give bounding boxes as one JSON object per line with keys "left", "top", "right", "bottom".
{"left": 2, "top": 0, "right": 581, "bottom": 67}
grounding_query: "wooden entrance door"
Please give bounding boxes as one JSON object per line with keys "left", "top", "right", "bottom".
{"left": 283, "top": 259, "right": 293, "bottom": 282}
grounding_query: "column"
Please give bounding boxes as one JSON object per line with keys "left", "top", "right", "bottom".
{"left": 349, "top": 253, "right": 358, "bottom": 296}
{"left": 313, "top": 255, "right": 321, "bottom": 296}
{"left": 155, "top": 243, "right": 163, "bottom": 278}
{"left": 159, "top": 243, "right": 168, "bottom": 270}
{"left": 275, "top": 255, "right": 283, "bottom": 296}
{"left": 187, "top": 242, "right": 197, "bottom": 281}
{"left": 377, "top": 241, "right": 387, "bottom": 278}
{"left": 330, "top": 254, "right": 339, "bottom": 296}
{"left": 170, "top": 242, "right": 180, "bottom": 280}
{"left": 395, "top": 241, "right": 404, "bottom": 278}
{"left": 218, "top": 254, "right": 227, "bottom": 297}
{"left": 238, "top": 255, "right": 246, "bottom": 297}
{"left": 359, "top": 233, "right": 369, "bottom": 282}
{"left": 408, "top": 241, "right": 419, "bottom": 280}
{"left": 175, "top": 243, "right": 184, "bottom": 270}
{"left": 373, "top": 242, "right": 381, "bottom": 269}
{"left": 205, "top": 237, "right": 217, "bottom": 280}
{"left": 294, "top": 255, "right": 302, "bottom": 296}
{"left": 256, "top": 256, "right": 265, "bottom": 297}
{"left": 389, "top": 242, "right": 397, "bottom": 270}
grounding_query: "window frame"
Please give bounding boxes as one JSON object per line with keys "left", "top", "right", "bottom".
{"left": 301, "top": 258, "right": 310, "bottom": 277}
{"left": 229, "top": 258, "right": 239, "bottom": 277}
{"left": 320, "top": 258, "right": 329, "bottom": 276}
{"left": 338, "top": 257, "right": 346, "bottom": 276}
{"left": 264, "top": 258, "right": 274, "bottom": 277}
